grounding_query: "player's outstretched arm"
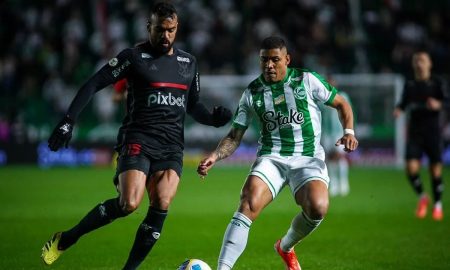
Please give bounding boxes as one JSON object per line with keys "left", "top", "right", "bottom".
{"left": 188, "top": 103, "right": 232, "bottom": 127}
{"left": 329, "top": 94, "right": 358, "bottom": 152}
{"left": 197, "top": 127, "right": 245, "bottom": 178}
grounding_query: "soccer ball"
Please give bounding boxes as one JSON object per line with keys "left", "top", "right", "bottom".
{"left": 177, "top": 259, "right": 212, "bottom": 270}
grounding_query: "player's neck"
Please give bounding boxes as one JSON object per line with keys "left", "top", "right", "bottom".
{"left": 414, "top": 72, "right": 431, "bottom": 81}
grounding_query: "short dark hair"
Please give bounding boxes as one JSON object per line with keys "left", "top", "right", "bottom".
{"left": 150, "top": 1, "right": 177, "bottom": 19}
{"left": 261, "top": 36, "right": 287, "bottom": 50}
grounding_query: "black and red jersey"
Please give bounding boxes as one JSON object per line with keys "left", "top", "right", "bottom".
{"left": 66, "top": 41, "right": 203, "bottom": 153}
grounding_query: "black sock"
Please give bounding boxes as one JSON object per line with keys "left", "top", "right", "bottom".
{"left": 431, "top": 177, "right": 444, "bottom": 203}
{"left": 59, "top": 198, "right": 128, "bottom": 250}
{"left": 122, "top": 207, "right": 168, "bottom": 270}
{"left": 407, "top": 174, "right": 423, "bottom": 195}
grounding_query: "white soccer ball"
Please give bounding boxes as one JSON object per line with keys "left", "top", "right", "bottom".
{"left": 177, "top": 259, "right": 212, "bottom": 270}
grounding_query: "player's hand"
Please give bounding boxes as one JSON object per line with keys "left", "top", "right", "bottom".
{"left": 335, "top": 134, "right": 358, "bottom": 153}
{"left": 393, "top": 108, "right": 402, "bottom": 118}
{"left": 212, "top": 106, "right": 232, "bottom": 127}
{"left": 48, "top": 116, "right": 74, "bottom": 151}
{"left": 426, "top": 97, "right": 442, "bottom": 111}
{"left": 197, "top": 153, "right": 218, "bottom": 179}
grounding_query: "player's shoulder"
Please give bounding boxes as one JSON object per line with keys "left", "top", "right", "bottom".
{"left": 430, "top": 75, "right": 446, "bottom": 86}
{"left": 247, "top": 76, "right": 266, "bottom": 94}
{"left": 175, "top": 48, "right": 197, "bottom": 64}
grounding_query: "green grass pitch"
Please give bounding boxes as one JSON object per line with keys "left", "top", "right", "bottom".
{"left": 0, "top": 165, "right": 449, "bottom": 270}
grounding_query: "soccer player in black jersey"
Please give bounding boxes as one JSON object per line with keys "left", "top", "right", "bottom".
{"left": 393, "top": 51, "right": 447, "bottom": 221}
{"left": 41, "top": 2, "right": 232, "bottom": 269}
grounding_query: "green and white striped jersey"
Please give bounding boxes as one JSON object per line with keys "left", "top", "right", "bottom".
{"left": 232, "top": 68, "right": 337, "bottom": 159}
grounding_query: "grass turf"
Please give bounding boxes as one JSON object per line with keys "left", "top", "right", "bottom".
{"left": 0, "top": 165, "right": 449, "bottom": 270}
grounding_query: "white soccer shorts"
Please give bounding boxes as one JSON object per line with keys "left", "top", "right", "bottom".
{"left": 249, "top": 154, "right": 330, "bottom": 199}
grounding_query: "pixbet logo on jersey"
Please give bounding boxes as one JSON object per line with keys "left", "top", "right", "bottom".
{"left": 147, "top": 92, "right": 185, "bottom": 107}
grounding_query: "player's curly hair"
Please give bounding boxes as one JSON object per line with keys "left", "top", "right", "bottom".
{"left": 261, "top": 36, "right": 287, "bottom": 50}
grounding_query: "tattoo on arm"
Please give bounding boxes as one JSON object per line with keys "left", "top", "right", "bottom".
{"left": 214, "top": 128, "right": 245, "bottom": 161}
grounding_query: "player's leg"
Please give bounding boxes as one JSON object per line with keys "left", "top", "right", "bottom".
{"left": 406, "top": 158, "right": 429, "bottom": 218}
{"left": 218, "top": 156, "right": 284, "bottom": 270}
{"left": 217, "top": 175, "right": 274, "bottom": 270}
{"left": 430, "top": 162, "right": 444, "bottom": 220}
{"left": 337, "top": 154, "right": 349, "bottom": 196}
{"left": 276, "top": 180, "right": 328, "bottom": 270}
{"left": 41, "top": 144, "right": 149, "bottom": 265}
{"left": 326, "top": 154, "right": 339, "bottom": 197}
{"left": 123, "top": 156, "right": 182, "bottom": 270}
{"left": 427, "top": 137, "right": 444, "bottom": 220}
{"left": 405, "top": 138, "right": 429, "bottom": 218}
{"left": 276, "top": 157, "right": 329, "bottom": 270}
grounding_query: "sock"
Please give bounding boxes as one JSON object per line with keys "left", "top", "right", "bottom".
{"left": 280, "top": 212, "right": 322, "bottom": 252}
{"left": 59, "top": 197, "right": 128, "bottom": 250}
{"left": 218, "top": 212, "right": 252, "bottom": 269}
{"left": 122, "top": 207, "right": 168, "bottom": 270}
{"left": 338, "top": 158, "right": 349, "bottom": 194}
{"left": 327, "top": 161, "right": 338, "bottom": 196}
{"left": 431, "top": 177, "right": 444, "bottom": 204}
{"left": 407, "top": 174, "right": 424, "bottom": 195}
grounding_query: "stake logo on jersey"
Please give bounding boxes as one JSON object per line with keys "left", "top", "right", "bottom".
{"left": 232, "top": 68, "right": 338, "bottom": 157}
{"left": 148, "top": 92, "right": 185, "bottom": 107}
{"left": 262, "top": 109, "right": 305, "bottom": 131}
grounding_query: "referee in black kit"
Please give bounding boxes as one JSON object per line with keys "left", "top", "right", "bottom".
{"left": 394, "top": 51, "right": 448, "bottom": 221}
{"left": 41, "top": 2, "right": 232, "bottom": 269}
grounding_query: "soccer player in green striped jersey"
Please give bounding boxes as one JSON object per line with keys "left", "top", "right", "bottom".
{"left": 197, "top": 36, "right": 358, "bottom": 270}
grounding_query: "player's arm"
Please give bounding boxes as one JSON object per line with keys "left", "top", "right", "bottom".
{"left": 48, "top": 50, "right": 132, "bottom": 152}
{"left": 393, "top": 83, "right": 410, "bottom": 117}
{"left": 186, "top": 72, "right": 232, "bottom": 127}
{"left": 426, "top": 77, "right": 448, "bottom": 111}
{"left": 328, "top": 94, "right": 358, "bottom": 152}
{"left": 197, "top": 126, "right": 246, "bottom": 177}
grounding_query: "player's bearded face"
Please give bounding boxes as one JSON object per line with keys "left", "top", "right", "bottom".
{"left": 149, "top": 14, "right": 178, "bottom": 54}
{"left": 260, "top": 48, "right": 290, "bottom": 83}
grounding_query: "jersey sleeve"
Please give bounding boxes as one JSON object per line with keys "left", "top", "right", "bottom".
{"left": 66, "top": 49, "right": 133, "bottom": 120}
{"left": 232, "top": 89, "right": 253, "bottom": 130}
{"left": 396, "top": 82, "right": 410, "bottom": 110}
{"left": 307, "top": 72, "right": 338, "bottom": 105}
{"left": 186, "top": 69, "right": 201, "bottom": 112}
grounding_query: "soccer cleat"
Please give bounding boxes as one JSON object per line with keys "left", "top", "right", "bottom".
{"left": 274, "top": 239, "right": 301, "bottom": 270}
{"left": 41, "top": 232, "right": 64, "bottom": 265}
{"left": 415, "top": 195, "right": 429, "bottom": 219}
{"left": 432, "top": 206, "right": 443, "bottom": 221}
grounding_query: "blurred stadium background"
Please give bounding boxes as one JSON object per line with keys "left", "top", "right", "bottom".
{"left": 1, "top": 1, "right": 450, "bottom": 269}
{"left": 1, "top": 0, "right": 450, "bottom": 167}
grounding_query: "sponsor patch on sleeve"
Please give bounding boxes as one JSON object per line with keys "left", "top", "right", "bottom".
{"left": 109, "top": 58, "right": 119, "bottom": 67}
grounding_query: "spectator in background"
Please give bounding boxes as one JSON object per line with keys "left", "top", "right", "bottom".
{"left": 393, "top": 51, "right": 448, "bottom": 221}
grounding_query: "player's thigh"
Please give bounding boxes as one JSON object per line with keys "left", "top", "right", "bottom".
{"left": 147, "top": 169, "right": 180, "bottom": 210}
{"left": 238, "top": 175, "right": 274, "bottom": 220}
{"left": 147, "top": 156, "right": 183, "bottom": 209}
{"left": 405, "top": 137, "right": 424, "bottom": 161}
{"left": 424, "top": 134, "right": 443, "bottom": 164}
{"left": 295, "top": 179, "right": 329, "bottom": 219}
{"left": 116, "top": 146, "right": 150, "bottom": 210}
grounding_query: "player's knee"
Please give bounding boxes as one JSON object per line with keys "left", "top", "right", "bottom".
{"left": 307, "top": 198, "right": 329, "bottom": 220}
{"left": 121, "top": 199, "right": 140, "bottom": 214}
{"left": 150, "top": 195, "right": 173, "bottom": 210}
{"left": 239, "top": 197, "right": 262, "bottom": 220}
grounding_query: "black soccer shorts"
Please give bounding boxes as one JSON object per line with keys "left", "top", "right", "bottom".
{"left": 113, "top": 142, "right": 183, "bottom": 186}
